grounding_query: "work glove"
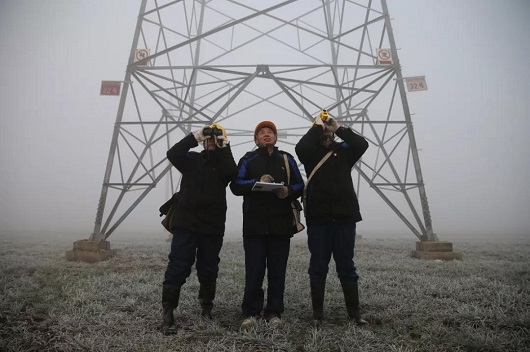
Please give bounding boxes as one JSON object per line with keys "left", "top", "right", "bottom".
{"left": 325, "top": 117, "right": 340, "bottom": 133}
{"left": 259, "top": 174, "right": 274, "bottom": 183}
{"left": 312, "top": 116, "right": 325, "bottom": 130}
{"left": 273, "top": 186, "right": 289, "bottom": 199}
{"left": 194, "top": 126, "right": 211, "bottom": 142}
{"left": 216, "top": 135, "right": 229, "bottom": 148}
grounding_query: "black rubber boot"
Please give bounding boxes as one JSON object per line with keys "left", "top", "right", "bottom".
{"left": 341, "top": 282, "right": 368, "bottom": 325}
{"left": 198, "top": 282, "right": 216, "bottom": 319}
{"left": 310, "top": 281, "right": 325, "bottom": 327}
{"left": 161, "top": 285, "right": 181, "bottom": 335}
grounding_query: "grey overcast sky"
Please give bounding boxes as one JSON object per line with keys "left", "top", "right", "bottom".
{"left": 1, "top": 0, "right": 529, "bottom": 241}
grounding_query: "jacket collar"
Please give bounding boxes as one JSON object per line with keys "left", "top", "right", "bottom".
{"left": 256, "top": 146, "right": 278, "bottom": 157}
{"left": 317, "top": 141, "right": 339, "bottom": 153}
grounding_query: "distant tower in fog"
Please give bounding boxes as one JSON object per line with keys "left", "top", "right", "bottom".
{"left": 89, "top": 0, "right": 436, "bottom": 242}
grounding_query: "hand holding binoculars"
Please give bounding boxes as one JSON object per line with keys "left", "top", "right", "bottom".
{"left": 202, "top": 126, "right": 224, "bottom": 137}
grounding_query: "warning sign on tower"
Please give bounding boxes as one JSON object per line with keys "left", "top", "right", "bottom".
{"left": 377, "top": 48, "right": 393, "bottom": 65}
{"left": 100, "top": 81, "right": 121, "bottom": 96}
{"left": 405, "top": 76, "right": 428, "bottom": 92}
{"left": 135, "top": 49, "right": 151, "bottom": 67}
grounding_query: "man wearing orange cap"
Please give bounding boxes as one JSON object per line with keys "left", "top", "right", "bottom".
{"left": 160, "top": 123, "right": 237, "bottom": 335}
{"left": 295, "top": 113, "right": 369, "bottom": 327}
{"left": 230, "top": 120, "right": 304, "bottom": 330}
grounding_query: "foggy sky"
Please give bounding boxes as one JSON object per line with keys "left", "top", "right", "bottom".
{"left": 1, "top": 0, "right": 529, "bottom": 242}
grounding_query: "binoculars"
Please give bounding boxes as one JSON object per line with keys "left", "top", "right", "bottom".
{"left": 203, "top": 126, "right": 223, "bottom": 137}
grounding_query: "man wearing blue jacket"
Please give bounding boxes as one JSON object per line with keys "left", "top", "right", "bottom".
{"left": 230, "top": 120, "right": 304, "bottom": 330}
{"left": 295, "top": 114, "right": 369, "bottom": 326}
{"left": 161, "top": 123, "right": 237, "bottom": 335}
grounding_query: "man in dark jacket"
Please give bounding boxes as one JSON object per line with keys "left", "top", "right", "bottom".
{"left": 161, "top": 123, "right": 237, "bottom": 335}
{"left": 230, "top": 120, "right": 304, "bottom": 330}
{"left": 295, "top": 113, "right": 369, "bottom": 326}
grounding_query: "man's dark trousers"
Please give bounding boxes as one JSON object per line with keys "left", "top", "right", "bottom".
{"left": 242, "top": 236, "right": 290, "bottom": 318}
{"left": 307, "top": 219, "right": 359, "bottom": 284}
{"left": 163, "top": 227, "right": 223, "bottom": 287}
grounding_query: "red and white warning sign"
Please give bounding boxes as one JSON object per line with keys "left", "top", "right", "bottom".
{"left": 377, "top": 48, "right": 393, "bottom": 65}
{"left": 135, "top": 49, "right": 151, "bottom": 67}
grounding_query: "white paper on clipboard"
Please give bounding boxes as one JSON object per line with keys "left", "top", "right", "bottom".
{"left": 252, "top": 182, "right": 285, "bottom": 192}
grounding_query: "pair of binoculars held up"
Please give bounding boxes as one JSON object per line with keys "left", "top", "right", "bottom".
{"left": 202, "top": 126, "right": 223, "bottom": 137}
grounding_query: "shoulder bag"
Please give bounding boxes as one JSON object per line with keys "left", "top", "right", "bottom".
{"left": 283, "top": 154, "right": 305, "bottom": 234}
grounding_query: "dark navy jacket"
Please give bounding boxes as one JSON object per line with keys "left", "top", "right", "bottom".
{"left": 166, "top": 133, "right": 238, "bottom": 235}
{"left": 295, "top": 125, "right": 368, "bottom": 222}
{"left": 230, "top": 147, "right": 304, "bottom": 237}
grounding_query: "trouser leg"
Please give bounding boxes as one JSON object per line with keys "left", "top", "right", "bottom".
{"left": 163, "top": 227, "right": 198, "bottom": 287}
{"left": 264, "top": 237, "right": 290, "bottom": 319}
{"left": 196, "top": 234, "right": 223, "bottom": 319}
{"left": 332, "top": 221, "right": 366, "bottom": 324}
{"left": 307, "top": 221, "right": 333, "bottom": 283}
{"left": 307, "top": 221, "right": 333, "bottom": 324}
{"left": 242, "top": 237, "right": 266, "bottom": 317}
{"left": 161, "top": 228, "right": 196, "bottom": 334}
{"left": 332, "top": 221, "right": 359, "bottom": 284}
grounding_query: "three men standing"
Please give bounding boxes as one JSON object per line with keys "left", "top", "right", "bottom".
{"left": 161, "top": 114, "right": 368, "bottom": 332}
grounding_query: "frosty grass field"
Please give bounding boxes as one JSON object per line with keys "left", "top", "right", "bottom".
{"left": 1, "top": 232, "right": 528, "bottom": 351}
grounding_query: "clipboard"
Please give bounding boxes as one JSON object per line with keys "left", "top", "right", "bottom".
{"left": 252, "top": 182, "right": 285, "bottom": 192}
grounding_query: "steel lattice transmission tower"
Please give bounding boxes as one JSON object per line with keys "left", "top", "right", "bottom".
{"left": 89, "top": 0, "right": 437, "bottom": 242}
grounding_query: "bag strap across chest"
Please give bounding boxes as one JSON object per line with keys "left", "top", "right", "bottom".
{"left": 283, "top": 153, "right": 291, "bottom": 184}
{"left": 302, "top": 150, "right": 333, "bottom": 209}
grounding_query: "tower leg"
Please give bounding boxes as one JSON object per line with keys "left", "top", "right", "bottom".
{"left": 65, "top": 239, "right": 116, "bottom": 263}
{"left": 410, "top": 241, "right": 463, "bottom": 260}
